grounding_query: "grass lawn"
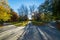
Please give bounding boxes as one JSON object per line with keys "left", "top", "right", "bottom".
{"left": 32, "top": 21, "right": 46, "bottom": 26}
{"left": 11, "top": 21, "right": 28, "bottom": 27}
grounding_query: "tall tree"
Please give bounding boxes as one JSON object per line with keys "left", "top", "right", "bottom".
{"left": 18, "top": 5, "right": 28, "bottom": 21}
{"left": 52, "top": 0, "right": 60, "bottom": 20}
{"left": 0, "top": 5, "right": 11, "bottom": 25}
{"left": 18, "top": 5, "right": 28, "bottom": 16}
{"left": 10, "top": 9, "right": 19, "bottom": 22}
{"left": 0, "top": 0, "right": 10, "bottom": 12}
{"left": 38, "top": 0, "right": 53, "bottom": 22}
{"left": 38, "top": 0, "right": 52, "bottom": 13}
{"left": 29, "top": 5, "right": 36, "bottom": 14}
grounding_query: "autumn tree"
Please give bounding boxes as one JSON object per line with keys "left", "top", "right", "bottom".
{"left": 0, "top": 5, "right": 11, "bottom": 25}
{"left": 10, "top": 9, "right": 19, "bottom": 22}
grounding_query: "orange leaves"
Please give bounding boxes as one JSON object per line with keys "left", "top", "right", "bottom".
{"left": 11, "top": 11, "right": 19, "bottom": 21}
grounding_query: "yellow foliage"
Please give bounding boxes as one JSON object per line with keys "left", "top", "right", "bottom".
{"left": 0, "top": 5, "right": 11, "bottom": 21}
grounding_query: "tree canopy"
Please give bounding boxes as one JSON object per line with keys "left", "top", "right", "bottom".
{"left": 0, "top": 5, "right": 11, "bottom": 22}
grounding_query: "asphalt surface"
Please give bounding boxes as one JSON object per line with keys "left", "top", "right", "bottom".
{"left": 0, "top": 22, "right": 60, "bottom": 40}
{"left": 0, "top": 26, "right": 24, "bottom": 40}
{"left": 18, "top": 22, "right": 60, "bottom": 40}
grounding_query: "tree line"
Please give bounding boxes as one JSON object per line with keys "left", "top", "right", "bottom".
{"left": 0, "top": 0, "right": 60, "bottom": 25}
{"left": 0, "top": 2, "right": 36, "bottom": 25}
{"left": 32, "top": 0, "right": 60, "bottom": 23}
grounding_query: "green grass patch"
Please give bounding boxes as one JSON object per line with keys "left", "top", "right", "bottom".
{"left": 32, "top": 21, "right": 46, "bottom": 26}
{"left": 11, "top": 21, "right": 28, "bottom": 27}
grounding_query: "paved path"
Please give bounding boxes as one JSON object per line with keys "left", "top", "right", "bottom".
{"left": 17, "top": 23, "right": 60, "bottom": 40}
{"left": 0, "top": 26, "right": 24, "bottom": 40}
{"left": 0, "top": 22, "right": 60, "bottom": 40}
{"left": 0, "top": 25, "right": 16, "bottom": 33}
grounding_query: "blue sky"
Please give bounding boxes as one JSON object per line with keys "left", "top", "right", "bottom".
{"left": 8, "top": 0, "right": 45, "bottom": 13}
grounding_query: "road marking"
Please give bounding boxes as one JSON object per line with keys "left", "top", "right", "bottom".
{"left": 38, "top": 28, "right": 48, "bottom": 40}
{"left": 47, "top": 24, "right": 56, "bottom": 29}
